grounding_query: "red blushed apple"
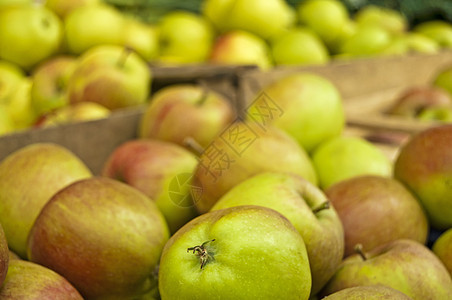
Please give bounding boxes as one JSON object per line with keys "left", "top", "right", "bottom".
{"left": 138, "top": 84, "right": 236, "bottom": 149}
{"left": 325, "top": 175, "right": 429, "bottom": 257}
{"left": 27, "top": 177, "right": 170, "bottom": 300}
{"left": 102, "top": 138, "right": 199, "bottom": 233}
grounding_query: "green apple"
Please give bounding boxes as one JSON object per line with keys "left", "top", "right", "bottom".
{"left": 28, "top": 177, "right": 170, "bottom": 299}
{"left": 0, "top": 104, "right": 15, "bottom": 135}
{"left": 394, "top": 124, "right": 452, "bottom": 229}
{"left": 4, "top": 77, "right": 38, "bottom": 130}
{"left": 325, "top": 175, "right": 429, "bottom": 257}
{"left": 102, "top": 139, "right": 199, "bottom": 234}
{"left": 0, "top": 4, "right": 63, "bottom": 70}
{"left": 339, "top": 24, "right": 392, "bottom": 57}
{"left": 63, "top": 3, "right": 125, "bottom": 55}
{"left": 322, "top": 285, "right": 412, "bottom": 299}
{"left": 433, "top": 65, "right": 452, "bottom": 97}
{"left": 0, "top": 260, "right": 83, "bottom": 299}
{"left": 138, "top": 84, "right": 235, "bottom": 149}
{"left": 202, "top": 0, "right": 296, "bottom": 40}
{"left": 432, "top": 228, "right": 452, "bottom": 276}
{"left": 246, "top": 72, "right": 345, "bottom": 153}
{"left": 320, "top": 239, "right": 452, "bottom": 299}
{"left": 211, "top": 172, "right": 344, "bottom": 295}
{"left": 312, "top": 136, "right": 393, "bottom": 190}
{"left": 270, "top": 27, "right": 330, "bottom": 66}
{"left": 30, "top": 55, "right": 77, "bottom": 116}
{"left": 354, "top": 5, "right": 408, "bottom": 35}
{"left": 122, "top": 17, "right": 159, "bottom": 62}
{"left": 45, "top": 0, "right": 100, "bottom": 19}
{"left": 67, "top": 45, "right": 151, "bottom": 110}
{"left": 191, "top": 121, "right": 318, "bottom": 213}
{"left": 157, "top": 10, "right": 214, "bottom": 64}
{"left": 209, "top": 30, "right": 273, "bottom": 70}
{"left": 417, "top": 106, "right": 452, "bottom": 122}
{"left": 0, "top": 143, "right": 92, "bottom": 258}
{"left": 404, "top": 32, "right": 440, "bottom": 54}
{"left": 0, "top": 60, "right": 25, "bottom": 104}
{"left": 0, "top": 223, "right": 9, "bottom": 287}
{"left": 297, "top": 0, "right": 351, "bottom": 49}
{"left": 35, "top": 101, "right": 110, "bottom": 127}
{"left": 414, "top": 20, "right": 452, "bottom": 48}
{"left": 159, "top": 205, "right": 312, "bottom": 299}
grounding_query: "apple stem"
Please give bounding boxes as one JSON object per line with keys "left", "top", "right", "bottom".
{"left": 197, "top": 80, "right": 210, "bottom": 106}
{"left": 312, "top": 201, "right": 330, "bottom": 214}
{"left": 117, "top": 47, "right": 133, "bottom": 68}
{"left": 187, "top": 239, "right": 216, "bottom": 270}
{"left": 354, "top": 244, "right": 367, "bottom": 261}
{"left": 183, "top": 137, "right": 205, "bottom": 156}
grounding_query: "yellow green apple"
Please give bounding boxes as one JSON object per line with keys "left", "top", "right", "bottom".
{"left": 354, "top": 5, "right": 408, "bottom": 35}
{"left": 122, "top": 17, "right": 159, "bottom": 62}
{"left": 45, "top": 0, "right": 100, "bottom": 19}
{"left": 432, "top": 228, "right": 452, "bottom": 276}
{"left": 4, "top": 77, "right": 37, "bottom": 130}
{"left": 159, "top": 205, "right": 312, "bottom": 299}
{"left": 414, "top": 20, "right": 452, "bottom": 48}
{"left": 339, "top": 24, "right": 392, "bottom": 57}
{"left": 0, "top": 60, "right": 25, "bottom": 104}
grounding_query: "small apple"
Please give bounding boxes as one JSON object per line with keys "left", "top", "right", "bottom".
{"left": 297, "top": 0, "right": 351, "bottom": 49}
{"left": 159, "top": 205, "right": 312, "bottom": 299}
{"left": 414, "top": 20, "right": 452, "bottom": 48}
{"left": 138, "top": 83, "right": 235, "bottom": 149}
{"left": 191, "top": 120, "right": 318, "bottom": 213}
{"left": 0, "top": 4, "right": 63, "bottom": 70}
{"left": 404, "top": 32, "right": 440, "bottom": 54}
{"left": 4, "top": 77, "right": 38, "bottom": 130}
{"left": 209, "top": 30, "right": 273, "bottom": 70}
{"left": 354, "top": 5, "right": 408, "bottom": 35}
{"left": 246, "top": 72, "right": 345, "bottom": 153}
{"left": 322, "top": 285, "right": 412, "bottom": 299}
{"left": 27, "top": 177, "right": 170, "bottom": 299}
{"left": 45, "top": 0, "right": 100, "bottom": 19}
{"left": 35, "top": 101, "right": 110, "bottom": 127}
{"left": 63, "top": 3, "right": 125, "bottom": 55}
{"left": 320, "top": 239, "right": 452, "bottom": 299}
{"left": 122, "top": 17, "right": 159, "bottom": 62}
{"left": 339, "top": 24, "right": 392, "bottom": 57}
{"left": 0, "top": 60, "right": 25, "bottom": 104}
{"left": 394, "top": 124, "right": 452, "bottom": 229}
{"left": 157, "top": 10, "right": 214, "bottom": 64}
{"left": 312, "top": 135, "right": 393, "bottom": 190}
{"left": 102, "top": 139, "right": 199, "bottom": 233}
{"left": 432, "top": 228, "right": 452, "bottom": 276}
{"left": 270, "top": 27, "right": 330, "bottom": 66}
{"left": 30, "top": 55, "right": 77, "bottom": 116}
{"left": 0, "top": 143, "right": 92, "bottom": 258}
{"left": 0, "top": 260, "right": 83, "bottom": 299}
{"left": 325, "top": 175, "right": 429, "bottom": 257}
{"left": 202, "top": 0, "right": 296, "bottom": 40}
{"left": 67, "top": 44, "right": 151, "bottom": 110}
{"left": 211, "top": 172, "right": 344, "bottom": 295}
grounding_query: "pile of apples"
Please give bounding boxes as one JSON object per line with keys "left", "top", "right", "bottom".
{"left": 0, "top": 68, "right": 451, "bottom": 299}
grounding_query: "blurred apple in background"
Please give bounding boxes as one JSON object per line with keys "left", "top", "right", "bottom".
{"left": 394, "top": 124, "right": 452, "bottom": 229}
{"left": 102, "top": 139, "right": 199, "bottom": 233}
{"left": 354, "top": 5, "right": 408, "bottom": 35}
{"left": 339, "top": 24, "right": 392, "bottom": 57}
{"left": 202, "top": 0, "right": 296, "bottom": 40}
{"left": 414, "top": 20, "right": 452, "bottom": 48}
{"left": 63, "top": 3, "right": 125, "bottom": 55}
{"left": 322, "top": 285, "right": 412, "bottom": 299}
{"left": 325, "top": 175, "right": 429, "bottom": 257}
{"left": 0, "top": 107, "right": 15, "bottom": 136}
{"left": 320, "top": 239, "right": 452, "bottom": 299}
{"left": 297, "top": 0, "right": 351, "bottom": 51}
{"left": 30, "top": 55, "right": 77, "bottom": 116}
{"left": 404, "top": 32, "right": 440, "bottom": 54}
{"left": 192, "top": 121, "right": 318, "bottom": 213}
{"left": 4, "top": 77, "right": 37, "bottom": 130}
{"left": 139, "top": 84, "right": 235, "bottom": 149}
{"left": 35, "top": 101, "right": 110, "bottom": 127}
{"left": 0, "top": 60, "right": 25, "bottom": 103}
{"left": 312, "top": 135, "right": 393, "bottom": 190}
{"left": 270, "top": 27, "right": 330, "bottom": 66}
{"left": 211, "top": 172, "right": 344, "bottom": 295}
{"left": 159, "top": 205, "right": 311, "bottom": 299}
{"left": 122, "top": 17, "right": 159, "bottom": 62}
{"left": 0, "top": 260, "right": 83, "bottom": 299}
{"left": 246, "top": 72, "right": 345, "bottom": 153}
{"left": 67, "top": 45, "right": 151, "bottom": 110}
{"left": 28, "top": 177, "right": 170, "bottom": 299}
{"left": 433, "top": 65, "right": 452, "bottom": 96}
{"left": 0, "top": 143, "right": 92, "bottom": 258}
{"left": 157, "top": 10, "right": 214, "bottom": 65}
{"left": 0, "top": 3, "right": 62, "bottom": 71}
{"left": 209, "top": 30, "right": 273, "bottom": 70}
{"left": 45, "top": 0, "right": 100, "bottom": 19}
{"left": 432, "top": 228, "right": 452, "bottom": 276}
